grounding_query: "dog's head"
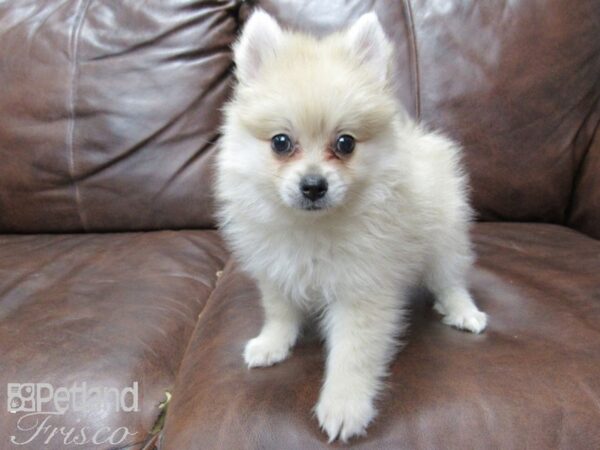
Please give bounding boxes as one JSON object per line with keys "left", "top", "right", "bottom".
{"left": 223, "top": 11, "right": 398, "bottom": 214}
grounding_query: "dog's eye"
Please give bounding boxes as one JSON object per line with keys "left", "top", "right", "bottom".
{"left": 335, "top": 135, "right": 355, "bottom": 155}
{"left": 271, "top": 134, "right": 293, "bottom": 155}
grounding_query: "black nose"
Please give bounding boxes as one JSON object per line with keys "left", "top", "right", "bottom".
{"left": 300, "top": 174, "right": 328, "bottom": 201}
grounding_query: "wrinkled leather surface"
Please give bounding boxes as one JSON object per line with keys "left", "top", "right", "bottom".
{"left": 568, "top": 109, "right": 600, "bottom": 239}
{"left": 0, "top": 230, "right": 227, "bottom": 449}
{"left": 161, "top": 223, "right": 600, "bottom": 449}
{"left": 249, "top": 0, "right": 600, "bottom": 228}
{"left": 0, "top": 0, "right": 238, "bottom": 232}
{"left": 411, "top": 0, "right": 600, "bottom": 225}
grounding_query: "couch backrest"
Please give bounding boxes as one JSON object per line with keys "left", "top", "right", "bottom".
{"left": 0, "top": 0, "right": 238, "bottom": 232}
{"left": 1, "top": 0, "right": 598, "bottom": 236}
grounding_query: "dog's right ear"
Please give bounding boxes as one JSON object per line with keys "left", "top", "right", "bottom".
{"left": 234, "top": 10, "right": 282, "bottom": 84}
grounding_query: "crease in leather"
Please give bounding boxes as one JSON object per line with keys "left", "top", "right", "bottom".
{"left": 87, "top": 6, "right": 217, "bottom": 63}
{"left": 196, "top": 256, "right": 234, "bottom": 320}
{"left": 152, "top": 133, "right": 220, "bottom": 203}
{"left": 66, "top": 0, "right": 92, "bottom": 231}
{"left": 134, "top": 248, "right": 231, "bottom": 449}
{"left": 140, "top": 432, "right": 161, "bottom": 450}
{"left": 565, "top": 92, "right": 600, "bottom": 228}
{"left": 72, "top": 109, "right": 186, "bottom": 183}
{"left": 149, "top": 57, "right": 234, "bottom": 201}
{"left": 403, "top": 0, "right": 420, "bottom": 121}
{"left": 152, "top": 256, "right": 231, "bottom": 445}
{"left": 165, "top": 255, "right": 231, "bottom": 389}
{"left": 164, "top": 41, "right": 233, "bottom": 63}
{"left": 73, "top": 62, "right": 226, "bottom": 187}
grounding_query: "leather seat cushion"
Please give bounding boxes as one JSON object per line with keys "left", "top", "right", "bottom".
{"left": 160, "top": 222, "right": 600, "bottom": 449}
{"left": 0, "top": 230, "right": 227, "bottom": 449}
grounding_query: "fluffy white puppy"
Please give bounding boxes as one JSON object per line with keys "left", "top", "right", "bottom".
{"left": 215, "top": 10, "right": 487, "bottom": 443}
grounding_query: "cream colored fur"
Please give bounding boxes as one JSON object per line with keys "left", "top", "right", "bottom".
{"left": 215, "top": 11, "right": 487, "bottom": 443}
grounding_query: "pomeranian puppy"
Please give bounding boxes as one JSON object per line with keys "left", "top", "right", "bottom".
{"left": 215, "top": 10, "right": 487, "bottom": 442}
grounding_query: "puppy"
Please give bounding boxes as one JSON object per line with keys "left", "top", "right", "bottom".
{"left": 215, "top": 10, "right": 487, "bottom": 442}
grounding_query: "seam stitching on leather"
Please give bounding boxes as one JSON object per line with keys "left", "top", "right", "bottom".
{"left": 66, "top": 0, "right": 92, "bottom": 231}
{"left": 404, "top": 0, "right": 421, "bottom": 120}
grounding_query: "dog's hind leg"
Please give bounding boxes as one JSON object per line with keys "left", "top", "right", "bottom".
{"left": 425, "top": 226, "right": 487, "bottom": 334}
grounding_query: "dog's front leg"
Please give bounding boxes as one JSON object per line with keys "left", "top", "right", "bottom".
{"left": 244, "top": 278, "right": 303, "bottom": 368}
{"left": 315, "top": 288, "right": 404, "bottom": 442}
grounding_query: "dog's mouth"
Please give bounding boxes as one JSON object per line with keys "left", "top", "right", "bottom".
{"left": 303, "top": 204, "right": 324, "bottom": 211}
{"left": 298, "top": 199, "right": 329, "bottom": 212}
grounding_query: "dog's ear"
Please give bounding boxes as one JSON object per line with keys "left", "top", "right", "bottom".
{"left": 346, "top": 13, "right": 392, "bottom": 84}
{"left": 234, "top": 10, "right": 282, "bottom": 84}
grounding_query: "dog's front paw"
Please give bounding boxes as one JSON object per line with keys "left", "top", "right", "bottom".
{"left": 243, "top": 335, "right": 292, "bottom": 368}
{"left": 437, "top": 305, "right": 487, "bottom": 334}
{"left": 315, "top": 388, "right": 376, "bottom": 442}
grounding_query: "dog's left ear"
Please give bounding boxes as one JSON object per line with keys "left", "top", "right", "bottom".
{"left": 346, "top": 13, "right": 392, "bottom": 84}
{"left": 234, "top": 10, "right": 283, "bottom": 84}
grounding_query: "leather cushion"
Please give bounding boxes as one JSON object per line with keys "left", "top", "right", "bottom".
{"left": 0, "top": 0, "right": 238, "bottom": 232}
{"left": 160, "top": 222, "right": 600, "bottom": 449}
{"left": 0, "top": 230, "right": 227, "bottom": 449}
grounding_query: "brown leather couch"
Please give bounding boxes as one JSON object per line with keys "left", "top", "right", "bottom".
{"left": 0, "top": 1, "right": 598, "bottom": 449}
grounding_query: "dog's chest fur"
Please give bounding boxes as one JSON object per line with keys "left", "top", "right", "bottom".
{"left": 222, "top": 187, "right": 429, "bottom": 308}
